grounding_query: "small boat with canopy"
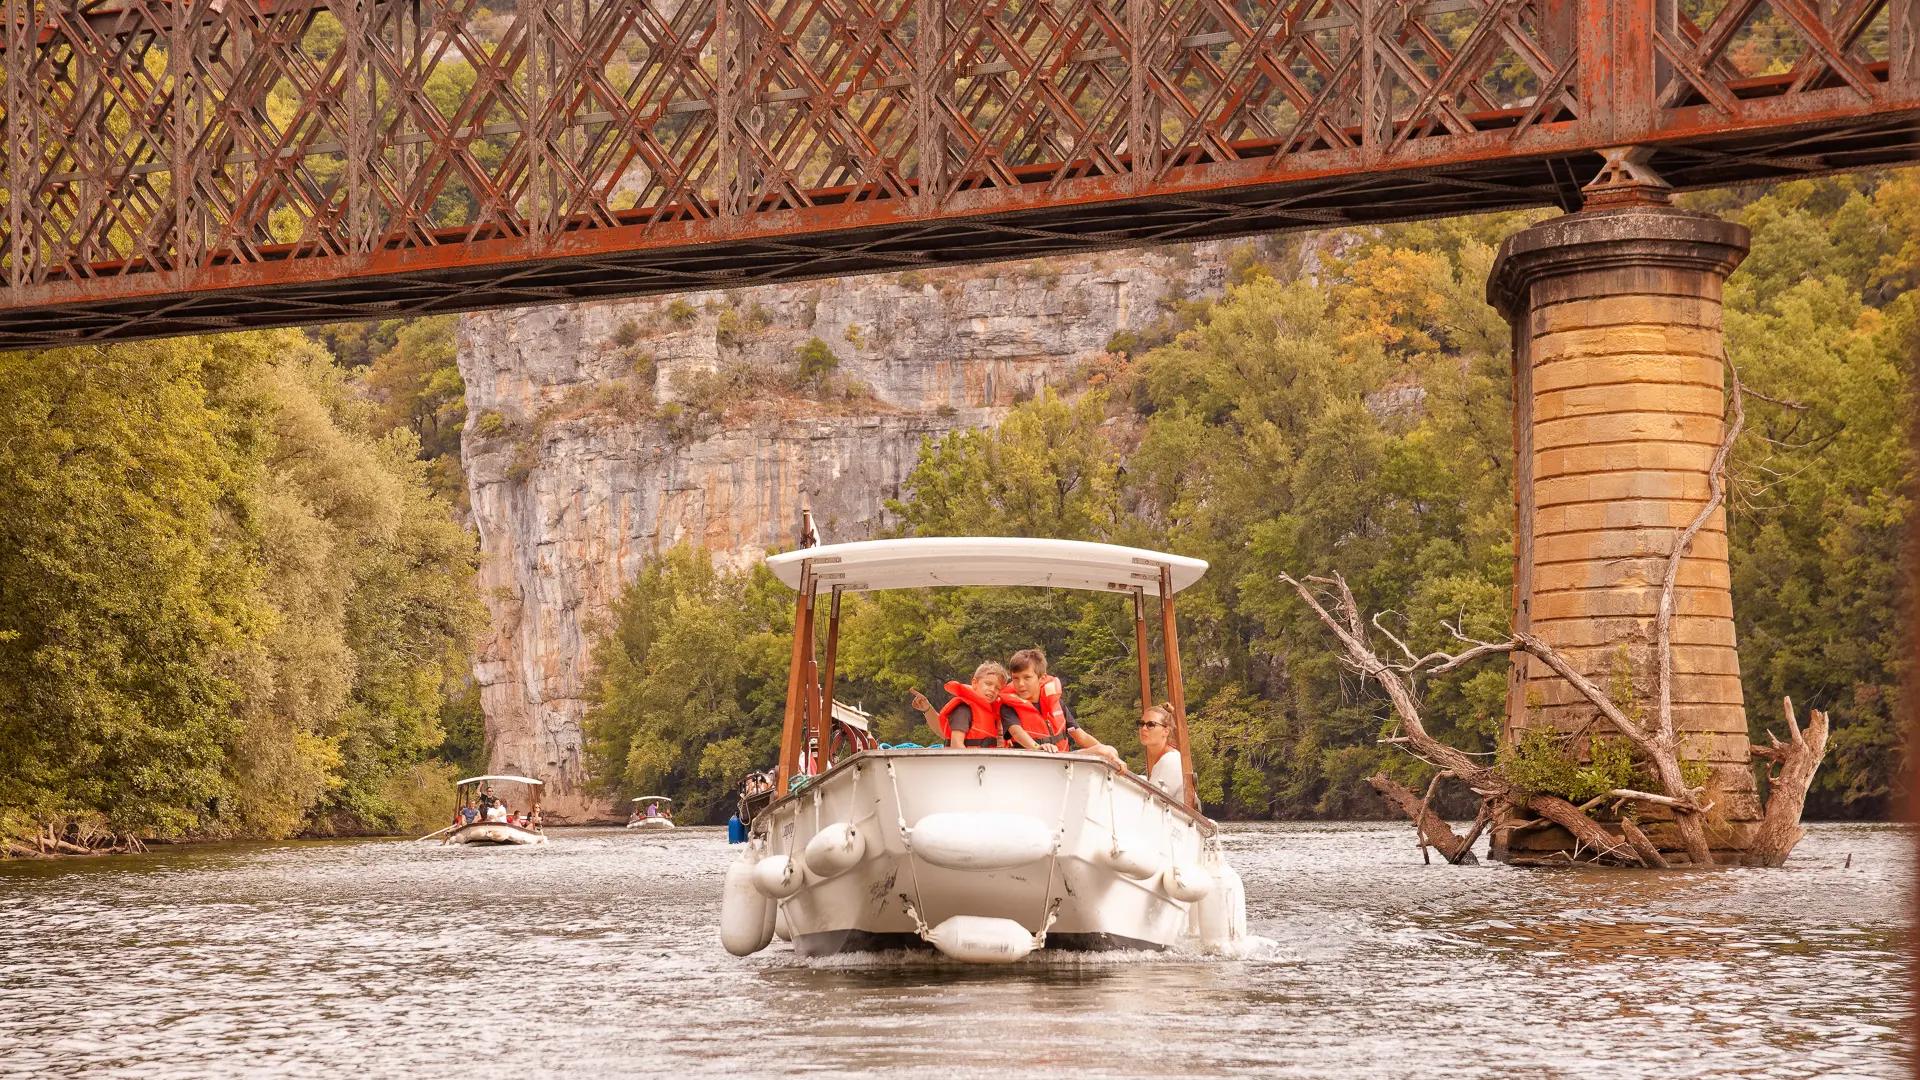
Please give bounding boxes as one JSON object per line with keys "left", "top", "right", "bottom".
{"left": 627, "top": 796, "right": 675, "bottom": 830}
{"left": 718, "top": 536, "right": 1246, "bottom": 963}
{"left": 445, "top": 775, "right": 548, "bottom": 846}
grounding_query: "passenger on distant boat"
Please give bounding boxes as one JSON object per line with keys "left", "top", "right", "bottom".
{"left": 911, "top": 662, "right": 1010, "bottom": 748}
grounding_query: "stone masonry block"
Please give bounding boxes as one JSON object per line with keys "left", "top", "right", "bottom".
{"left": 1534, "top": 440, "right": 1720, "bottom": 480}
{"left": 1529, "top": 264, "right": 1725, "bottom": 307}
{"left": 1531, "top": 353, "right": 1726, "bottom": 395}
{"left": 1525, "top": 672, "right": 1745, "bottom": 708}
{"left": 1534, "top": 499, "right": 1725, "bottom": 535}
{"left": 1525, "top": 614, "right": 1736, "bottom": 648}
{"left": 1533, "top": 383, "right": 1725, "bottom": 423}
{"left": 1531, "top": 528, "right": 1727, "bottom": 565}
{"left": 1529, "top": 556, "right": 1728, "bottom": 594}
{"left": 1532, "top": 469, "right": 1711, "bottom": 507}
{"left": 1530, "top": 324, "right": 1723, "bottom": 364}
{"left": 1530, "top": 586, "right": 1733, "bottom": 622}
{"left": 1531, "top": 293, "right": 1723, "bottom": 335}
{"left": 1532, "top": 411, "right": 1725, "bottom": 451}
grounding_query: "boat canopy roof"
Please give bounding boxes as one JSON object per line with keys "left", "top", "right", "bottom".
{"left": 631, "top": 795, "right": 674, "bottom": 802}
{"left": 458, "top": 774, "right": 544, "bottom": 786}
{"left": 765, "top": 538, "right": 1208, "bottom": 597}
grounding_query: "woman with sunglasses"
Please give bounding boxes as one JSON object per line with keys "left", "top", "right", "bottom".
{"left": 1137, "top": 704, "right": 1186, "bottom": 804}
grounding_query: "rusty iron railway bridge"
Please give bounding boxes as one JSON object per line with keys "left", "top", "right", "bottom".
{"left": 2, "top": 0, "right": 1918, "bottom": 345}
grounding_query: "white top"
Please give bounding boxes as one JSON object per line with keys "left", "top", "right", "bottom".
{"left": 458, "top": 774, "right": 544, "bottom": 787}
{"left": 484, "top": 804, "right": 509, "bottom": 822}
{"left": 765, "top": 537, "right": 1208, "bottom": 597}
{"left": 1148, "top": 750, "right": 1186, "bottom": 802}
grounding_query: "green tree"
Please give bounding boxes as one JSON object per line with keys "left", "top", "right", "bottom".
{"left": 0, "top": 339, "right": 262, "bottom": 835}
{"left": 585, "top": 546, "right": 793, "bottom": 822}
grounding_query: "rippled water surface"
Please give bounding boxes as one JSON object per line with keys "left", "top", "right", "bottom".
{"left": 0, "top": 822, "right": 1907, "bottom": 1078}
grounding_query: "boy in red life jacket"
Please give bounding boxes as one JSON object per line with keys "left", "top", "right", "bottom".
{"left": 1001, "top": 649, "right": 1125, "bottom": 769}
{"left": 909, "top": 662, "right": 1010, "bottom": 748}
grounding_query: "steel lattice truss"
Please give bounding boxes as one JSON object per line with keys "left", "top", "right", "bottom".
{"left": 3, "top": 0, "right": 1918, "bottom": 344}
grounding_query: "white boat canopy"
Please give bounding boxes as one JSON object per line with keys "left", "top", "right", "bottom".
{"left": 631, "top": 795, "right": 675, "bottom": 802}
{"left": 765, "top": 538, "right": 1208, "bottom": 597}
{"left": 457, "top": 775, "right": 545, "bottom": 786}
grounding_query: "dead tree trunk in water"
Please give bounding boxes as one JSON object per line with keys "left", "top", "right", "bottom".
{"left": 1749, "top": 698, "right": 1831, "bottom": 867}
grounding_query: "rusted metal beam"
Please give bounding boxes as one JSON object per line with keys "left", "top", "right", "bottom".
{"left": 2, "top": 0, "right": 1918, "bottom": 345}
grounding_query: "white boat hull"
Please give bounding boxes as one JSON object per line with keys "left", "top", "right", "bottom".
{"left": 735, "top": 749, "right": 1242, "bottom": 959}
{"left": 446, "top": 822, "right": 548, "bottom": 846}
{"left": 627, "top": 818, "right": 675, "bottom": 830}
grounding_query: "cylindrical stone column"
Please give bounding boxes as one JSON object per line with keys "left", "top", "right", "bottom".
{"left": 1488, "top": 205, "right": 1759, "bottom": 862}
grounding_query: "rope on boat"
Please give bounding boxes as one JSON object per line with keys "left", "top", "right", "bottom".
{"left": 1031, "top": 760, "right": 1074, "bottom": 949}
{"left": 886, "top": 759, "right": 936, "bottom": 945}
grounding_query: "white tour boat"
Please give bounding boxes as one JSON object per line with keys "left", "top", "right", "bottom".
{"left": 627, "top": 796, "right": 676, "bottom": 830}
{"left": 445, "top": 775, "right": 549, "bottom": 846}
{"left": 719, "top": 537, "right": 1246, "bottom": 963}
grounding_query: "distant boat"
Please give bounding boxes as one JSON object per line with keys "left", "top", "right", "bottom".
{"left": 719, "top": 537, "right": 1247, "bottom": 964}
{"left": 627, "top": 796, "right": 675, "bottom": 830}
{"left": 444, "top": 775, "right": 549, "bottom": 846}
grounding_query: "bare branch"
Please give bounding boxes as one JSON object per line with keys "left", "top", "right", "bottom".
{"left": 1512, "top": 632, "right": 1655, "bottom": 750}
{"left": 1424, "top": 639, "right": 1518, "bottom": 674}
{"left": 1370, "top": 611, "right": 1423, "bottom": 668}
{"left": 1656, "top": 365, "right": 1744, "bottom": 750}
{"left": 1739, "top": 383, "right": 1809, "bottom": 410}
{"left": 1605, "top": 788, "right": 1697, "bottom": 812}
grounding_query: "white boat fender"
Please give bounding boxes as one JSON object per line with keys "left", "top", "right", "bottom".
{"left": 1161, "top": 862, "right": 1214, "bottom": 902}
{"left": 909, "top": 812, "right": 1054, "bottom": 871}
{"left": 774, "top": 903, "right": 792, "bottom": 942}
{"left": 720, "top": 851, "right": 776, "bottom": 956}
{"left": 924, "top": 916, "right": 1036, "bottom": 964}
{"left": 803, "top": 822, "right": 866, "bottom": 879}
{"left": 1196, "top": 860, "right": 1247, "bottom": 950}
{"left": 751, "top": 854, "right": 808, "bottom": 899}
{"left": 1102, "top": 841, "right": 1165, "bottom": 880}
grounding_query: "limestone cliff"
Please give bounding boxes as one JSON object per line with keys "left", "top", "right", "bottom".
{"left": 459, "top": 245, "right": 1238, "bottom": 821}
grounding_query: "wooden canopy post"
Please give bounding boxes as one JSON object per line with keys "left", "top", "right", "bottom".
{"left": 775, "top": 562, "right": 816, "bottom": 793}
{"left": 1132, "top": 586, "right": 1153, "bottom": 710}
{"left": 815, "top": 586, "right": 844, "bottom": 776}
{"left": 1159, "top": 566, "right": 1198, "bottom": 812}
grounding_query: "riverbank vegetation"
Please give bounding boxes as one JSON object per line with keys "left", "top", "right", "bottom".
{"left": 0, "top": 329, "right": 483, "bottom": 851}
{"left": 587, "top": 173, "right": 1913, "bottom": 823}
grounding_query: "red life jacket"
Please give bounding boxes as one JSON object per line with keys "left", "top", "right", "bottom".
{"left": 936, "top": 681, "right": 1006, "bottom": 747}
{"left": 1002, "top": 687, "right": 1069, "bottom": 750}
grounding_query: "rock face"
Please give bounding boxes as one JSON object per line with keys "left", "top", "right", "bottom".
{"left": 459, "top": 245, "right": 1239, "bottom": 821}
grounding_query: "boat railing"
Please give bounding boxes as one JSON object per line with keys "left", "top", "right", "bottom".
{"left": 762, "top": 746, "right": 1218, "bottom": 838}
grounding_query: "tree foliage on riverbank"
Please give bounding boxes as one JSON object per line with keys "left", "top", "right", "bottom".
{"left": 587, "top": 174, "right": 1912, "bottom": 822}
{"left": 0, "top": 331, "right": 484, "bottom": 844}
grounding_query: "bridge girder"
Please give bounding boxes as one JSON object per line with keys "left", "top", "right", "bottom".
{"left": 2, "top": 0, "right": 1918, "bottom": 345}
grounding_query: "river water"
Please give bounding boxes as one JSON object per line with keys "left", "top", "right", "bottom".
{"left": 0, "top": 821, "right": 1906, "bottom": 1079}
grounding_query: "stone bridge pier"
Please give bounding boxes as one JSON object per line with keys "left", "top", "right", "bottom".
{"left": 1487, "top": 152, "right": 1761, "bottom": 863}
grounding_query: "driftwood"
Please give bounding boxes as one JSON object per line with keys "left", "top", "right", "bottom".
{"left": 2, "top": 821, "right": 151, "bottom": 859}
{"left": 1619, "top": 818, "right": 1669, "bottom": 869}
{"left": 1367, "top": 773, "right": 1478, "bottom": 864}
{"left": 1749, "top": 698, "right": 1831, "bottom": 867}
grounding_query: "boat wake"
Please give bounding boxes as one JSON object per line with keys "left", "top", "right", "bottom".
{"left": 757, "top": 933, "right": 1286, "bottom": 969}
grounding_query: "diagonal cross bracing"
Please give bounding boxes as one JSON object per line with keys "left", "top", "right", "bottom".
{"left": 1, "top": 0, "right": 1918, "bottom": 345}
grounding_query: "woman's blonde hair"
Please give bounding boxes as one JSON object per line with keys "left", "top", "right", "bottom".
{"left": 1142, "top": 703, "right": 1174, "bottom": 727}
